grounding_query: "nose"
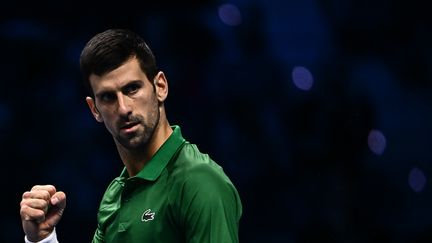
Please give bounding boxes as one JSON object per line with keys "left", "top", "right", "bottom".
{"left": 117, "top": 94, "right": 132, "bottom": 118}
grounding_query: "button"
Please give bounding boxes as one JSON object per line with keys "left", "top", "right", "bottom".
{"left": 118, "top": 223, "right": 126, "bottom": 232}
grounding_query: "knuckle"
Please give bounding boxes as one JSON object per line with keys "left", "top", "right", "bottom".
{"left": 41, "top": 190, "right": 50, "bottom": 200}
{"left": 31, "top": 185, "right": 40, "bottom": 191}
{"left": 19, "top": 204, "right": 28, "bottom": 212}
{"left": 19, "top": 200, "right": 27, "bottom": 208}
{"left": 22, "top": 191, "right": 30, "bottom": 199}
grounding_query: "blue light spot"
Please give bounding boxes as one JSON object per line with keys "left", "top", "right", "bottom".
{"left": 409, "top": 167, "right": 426, "bottom": 193}
{"left": 367, "top": 129, "right": 386, "bottom": 155}
{"left": 291, "top": 66, "right": 314, "bottom": 91}
{"left": 218, "top": 4, "right": 242, "bottom": 26}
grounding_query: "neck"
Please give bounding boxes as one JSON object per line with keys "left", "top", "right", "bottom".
{"left": 116, "top": 112, "right": 172, "bottom": 177}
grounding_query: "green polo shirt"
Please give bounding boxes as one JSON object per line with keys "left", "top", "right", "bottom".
{"left": 92, "top": 126, "right": 242, "bottom": 243}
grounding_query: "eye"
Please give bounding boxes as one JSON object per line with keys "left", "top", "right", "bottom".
{"left": 123, "top": 83, "right": 141, "bottom": 95}
{"left": 99, "top": 92, "right": 116, "bottom": 102}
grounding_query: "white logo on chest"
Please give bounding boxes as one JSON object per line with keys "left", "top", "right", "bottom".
{"left": 141, "top": 209, "right": 155, "bottom": 222}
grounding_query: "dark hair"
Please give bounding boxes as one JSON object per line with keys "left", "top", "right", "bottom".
{"left": 79, "top": 29, "right": 158, "bottom": 96}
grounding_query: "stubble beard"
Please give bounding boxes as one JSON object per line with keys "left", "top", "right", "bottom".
{"left": 116, "top": 102, "right": 160, "bottom": 150}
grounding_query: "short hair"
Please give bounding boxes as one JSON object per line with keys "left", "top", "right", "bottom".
{"left": 79, "top": 29, "right": 158, "bottom": 96}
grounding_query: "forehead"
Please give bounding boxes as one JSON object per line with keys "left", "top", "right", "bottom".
{"left": 89, "top": 57, "right": 149, "bottom": 90}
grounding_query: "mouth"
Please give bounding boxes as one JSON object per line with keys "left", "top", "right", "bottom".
{"left": 120, "top": 122, "right": 140, "bottom": 132}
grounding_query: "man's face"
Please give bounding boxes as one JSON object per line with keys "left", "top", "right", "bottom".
{"left": 86, "top": 57, "right": 160, "bottom": 150}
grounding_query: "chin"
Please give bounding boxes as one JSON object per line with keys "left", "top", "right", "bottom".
{"left": 119, "top": 136, "right": 149, "bottom": 150}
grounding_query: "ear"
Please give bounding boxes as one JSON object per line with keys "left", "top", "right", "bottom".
{"left": 86, "top": 97, "right": 104, "bottom": 123}
{"left": 153, "top": 71, "right": 168, "bottom": 103}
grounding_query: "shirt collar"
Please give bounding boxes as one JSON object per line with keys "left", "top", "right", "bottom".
{"left": 119, "top": 125, "right": 185, "bottom": 181}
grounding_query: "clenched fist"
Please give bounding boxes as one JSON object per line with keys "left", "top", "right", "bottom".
{"left": 20, "top": 185, "right": 66, "bottom": 242}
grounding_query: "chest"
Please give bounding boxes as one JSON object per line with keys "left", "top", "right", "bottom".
{"left": 98, "top": 178, "right": 183, "bottom": 242}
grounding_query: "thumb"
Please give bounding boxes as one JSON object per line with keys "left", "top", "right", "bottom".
{"left": 51, "top": 191, "right": 66, "bottom": 209}
{"left": 45, "top": 191, "right": 66, "bottom": 227}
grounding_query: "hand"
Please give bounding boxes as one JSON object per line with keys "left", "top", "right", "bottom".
{"left": 20, "top": 185, "right": 66, "bottom": 242}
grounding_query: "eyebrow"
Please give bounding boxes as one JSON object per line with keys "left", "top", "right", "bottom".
{"left": 94, "top": 90, "right": 114, "bottom": 101}
{"left": 122, "top": 80, "right": 143, "bottom": 88}
{"left": 95, "top": 80, "right": 144, "bottom": 98}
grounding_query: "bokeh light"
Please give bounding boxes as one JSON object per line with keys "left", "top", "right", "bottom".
{"left": 218, "top": 4, "right": 242, "bottom": 26}
{"left": 408, "top": 167, "right": 426, "bottom": 193}
{"left": 367, "top": 129, "right": 386, "bottom": 155}
{"left": 291, "top": 66, "right": 314, "bottom": 91}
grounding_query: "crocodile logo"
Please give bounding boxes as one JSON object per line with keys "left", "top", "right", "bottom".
{"left": 141, "top": 209, "right": 155, "bottom": 222}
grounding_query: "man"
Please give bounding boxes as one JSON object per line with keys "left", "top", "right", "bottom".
{"left": 20, "top": 29, "right": 242, "bottom": 242}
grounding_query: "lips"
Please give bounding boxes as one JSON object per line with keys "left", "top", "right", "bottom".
{"left": 120, "top": 122, "right": 139, "bottom": 131}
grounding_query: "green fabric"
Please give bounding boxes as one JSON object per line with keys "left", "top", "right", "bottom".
{"left": 92, "top": 126, "right": 242, "bottom": 243}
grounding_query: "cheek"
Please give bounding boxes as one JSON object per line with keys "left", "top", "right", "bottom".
{"left": 136, "top": 97, "right": 155, "bottom": 112}
{"left": 100, "top": 113, "right": 117, "bottom": 130}
{"left": 103, "top": 121, "right": 117, "bottom": 136}
{"left": 142, "top": 101, "right": 158, "bottom": 115}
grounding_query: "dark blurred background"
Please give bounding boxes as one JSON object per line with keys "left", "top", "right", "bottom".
{"left": 2, "top": 0, "right": 431, "bottom": 242}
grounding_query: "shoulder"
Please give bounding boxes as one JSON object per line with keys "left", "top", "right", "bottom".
{"left": 167, "top": 143, "right": 243, "bottom": 228}
{"left": 167, "top": 144, "right": 243, "bottom": 232}
{"left": 171, "top": 143, "right": 233, "bottom": 190}
{"left": 168, "top": 142, "right": 240, "bottom": 203}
